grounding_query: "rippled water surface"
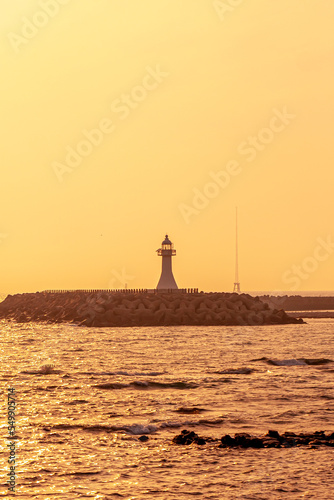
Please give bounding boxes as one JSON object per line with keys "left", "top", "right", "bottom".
{"left": 1, "top": 319, "right": 333, "bottom": 499}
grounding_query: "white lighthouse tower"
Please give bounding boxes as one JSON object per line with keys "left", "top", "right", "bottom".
{"left": 156, "top": 234, "right": 178, "bottom": 290}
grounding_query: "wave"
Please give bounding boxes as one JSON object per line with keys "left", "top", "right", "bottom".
{"left": 44, "top": 417, "right": 225, "bottom": 435}
{"left": 116, "top": 370, "right": 165, "bottom": 376}
{"left": 302, "top": 358, "right": 334, "bottom": 365}
{"left": 121, "top": 424, "right": 158, "bottom": 435}
{"left": 78, "top": 370, "right": 165, "bottom": 377}
{"left": 93, "top": 380, "right": 199, "bottom": 390}
{"left": 47, "top": 422, "right": 158, "bottom": 435}
{"left": 21, "top": 366, "right": 62, "bottom": 375}
{"left": 212, "top": 367, "right": 254, "bottom": 374}
{"left": 67, "top": 399, "right": 89, "bottom": 405}
{"left": 20, "top": 369, "right": 165, "bottom": 377}
{"left": 269, "top": 359, "right": 307, "bottom": 366}
{"left": 250, "top": 357, "right": 334, "bottom": 366}
{"left": 174, "top": 407, "right": 207, "bottom": 414}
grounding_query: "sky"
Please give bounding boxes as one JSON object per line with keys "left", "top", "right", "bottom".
{"left": 0, "top": 0, "right": 334, "bottom": 294}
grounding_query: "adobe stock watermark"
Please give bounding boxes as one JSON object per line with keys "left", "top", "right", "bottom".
{"left": 282, "top": 235, "right": 334, "bottom": 291}
{"left": 178, "top": 106, "right": 296, "bottom": 224}
{"left": 7, "top": 0, "right": 72, "bottom": 54}
{"left": 52, "top": 65, "right": 169, "bottom": 182}
{"left": 213, "top": 0, "right": 244, "bottom": 21}
{"left": 107, "top": 268, "right": 135, "bottom": 289}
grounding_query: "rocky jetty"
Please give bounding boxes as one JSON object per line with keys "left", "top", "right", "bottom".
{"left": 0, "top": 291, "right": 304, "bottom": 327}
{"left": 173, "top": 429, "right": 334, "bottom": 448}
{"left": 260, "top": 295, "right": 334, "bottom": 311}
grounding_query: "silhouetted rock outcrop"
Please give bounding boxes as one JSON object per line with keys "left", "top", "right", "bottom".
{"left": 173, "top": 430, "right": 206, "bottom": 445}
{"left": 172, "top": 429, "right": 334, "bottom": 448}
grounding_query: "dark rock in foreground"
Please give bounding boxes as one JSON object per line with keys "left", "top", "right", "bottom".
{"left": 138, "top": 435, "right": 149, "bottom": 442}
{"left": 173, "top": 430, "right": 207, "bottom": 445}
{"left": 0, "top": 291, "right": 305, "bottom": 327}
{"left": 172, "top": 429, "right": 334, "bottom": 448}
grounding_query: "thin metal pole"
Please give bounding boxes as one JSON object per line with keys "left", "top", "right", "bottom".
{"left": 233, "top": 207, "right": 241, "bottom": 293}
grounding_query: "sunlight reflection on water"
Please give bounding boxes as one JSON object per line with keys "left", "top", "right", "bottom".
{"left": 1, "top": 319, "right": 333, "bottom": 498}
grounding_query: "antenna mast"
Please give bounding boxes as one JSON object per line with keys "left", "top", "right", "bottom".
{"left": 233, "top": 207, "right": 241, "bottom": 293}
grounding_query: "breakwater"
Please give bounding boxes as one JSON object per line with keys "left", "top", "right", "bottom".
{"left": 0, "top": 291, "right": 304, "bottom": 326}
{"left": 260, "top": 295, "right": 334, "bottom": 311}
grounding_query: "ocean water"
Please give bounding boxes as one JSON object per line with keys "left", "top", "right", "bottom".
{"left": 1, "top": 319, "right": 333, "bottom": 499}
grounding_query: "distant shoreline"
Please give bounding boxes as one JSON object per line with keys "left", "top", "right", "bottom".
{"left": 259, "top": 295, "right": 334, "bottom": 313}
{"left": 287, "top": 311, "right": 334, "bottom": 318}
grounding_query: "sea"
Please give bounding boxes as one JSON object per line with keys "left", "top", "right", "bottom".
{"left": 1, "top": 316, "right": 334, "bottom": 499}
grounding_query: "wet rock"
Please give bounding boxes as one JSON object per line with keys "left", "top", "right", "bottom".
{"left": 173, "top": 429, "right": 206, "bottom": 446}
{"left": 262, "top": 438, "right": 281, "bottom": 448}
{"left": 266, "top": 430, "right": 281, "bottom": 440}
{"left": 219, "top": 434, "right": 235, "bottom": 447}
{"left": 218, "top": 430, "right": 334, "bottom": 450}
{"left": 234, "top": 433, "right": 252, "bottom": 446}
{"left": 220, "top": 433, "right": 265, "bottom": 449}
{"left": 138, "top": 435, "right": 149, "bottom": 442}
{"left": 281, "top": 431, "right": 296, "bottom": 437}
{"left": 248, "top": 438, "right": 264, "bottom": 448}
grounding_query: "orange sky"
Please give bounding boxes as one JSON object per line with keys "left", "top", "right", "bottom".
{"left": 1, "top": 0, "right": 333, "bottom": 294}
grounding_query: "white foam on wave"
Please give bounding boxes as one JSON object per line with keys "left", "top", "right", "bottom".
{"left": 49, "top": 416, "right": 225, "bottom": 436}
{"left": 21, "top": 364, "right": 61, "bottom": 375}
{"left": 159, "top": 418, "right": 224, "bottom": 429}
{"left": 124, "top": 424, "right": 158, "bottom": 435}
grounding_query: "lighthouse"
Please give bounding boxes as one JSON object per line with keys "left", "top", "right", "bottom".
{"left": 156, "top": 235, "right": 178, "bottom": 290}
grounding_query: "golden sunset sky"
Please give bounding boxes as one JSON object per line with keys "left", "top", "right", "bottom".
{"left": 0, "top": 0, "right": 333, "bottom": 294}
